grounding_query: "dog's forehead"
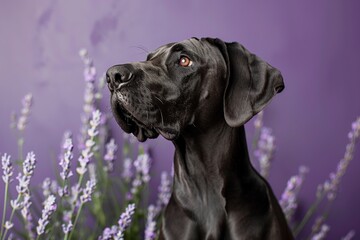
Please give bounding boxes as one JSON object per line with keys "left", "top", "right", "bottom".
{"left": 147, "top": 38, "right": 206, "bottom": 60}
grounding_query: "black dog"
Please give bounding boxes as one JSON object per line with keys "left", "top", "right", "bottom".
{"left": 106, "top": 38, "right": 293, "bottom": 239}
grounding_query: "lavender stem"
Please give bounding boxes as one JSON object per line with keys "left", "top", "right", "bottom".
{"left": 0, "top": 183, "right": 9, "bottom": 238}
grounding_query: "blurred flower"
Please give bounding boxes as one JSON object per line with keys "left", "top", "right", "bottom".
{"left": 104, "top": 138, "right": 118, "bottom": 172}
{"left": 156, "top": 172, "right": 172, "bottom": 210}
{"left": 100, "top": 226, "right": 118, "bottom": 240}
{"left": 21, "top": 195, "right": 35, "bottom": 239}
{"left": 128, "top": 153, "right": 151, "bottom": 198}
{"left": 122, "top": 157, "right": 133, "bottom": 182}
{"left": 4, "top": 221, "right": 13, "bottom": 230}
{"left": 62, "top": 221, "right": 73, "bottom": 234}
{"left": 80, "top": 179, "right": 96, "bottom": 204}
{"left": 88, "top": 163, "right": 97, "bottom": 182}
{"left": 134, "top": 153, "right": 151, "bottom": 183}
{"left": 311, "top": 224, "right": 329, "bottom": 240}
{"left": 42, "top": 178, "right": 51, "bottom": 198}
{"left": 317, "top": 117, "right": 360, "bottom": 201}
{"left": 254, "top": 111, "right": 264, "bottom": 130}
{"left": 341, "top": 230, "right": 355, "bottom": 240}
{"left": 279, "top": 166, "right": 309, "bottom": 222}
{"left": 1, "top": 153, "right": 13, "bottom": 183}
{"left": 59, "top": 133, "right": 74, "bottom": 181}
{"left": 16, "top": 93, "right": 33, "bottom": 131}
{"left": 36, "top": 195, "right": 57, "bottom": 236}
{"left": 144, "top": 205, "right": 157, "bottom": 240}
{"left": 254, "top": 127, "right": 276, "bottom": 179}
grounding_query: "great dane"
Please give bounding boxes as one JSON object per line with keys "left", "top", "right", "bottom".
{"left": 106, "top": 37, "right": 293, "bottom": 239}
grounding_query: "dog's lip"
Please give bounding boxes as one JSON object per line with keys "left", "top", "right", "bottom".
{"left": 112, "top": 101, "right": 136, "bottom": 134}
{"left": 156, "top": 127, "right": 179, "bottom": 140}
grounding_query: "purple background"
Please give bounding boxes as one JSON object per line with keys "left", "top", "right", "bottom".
{"left": 1, "top": 0, "right": 360, "bottom": 239}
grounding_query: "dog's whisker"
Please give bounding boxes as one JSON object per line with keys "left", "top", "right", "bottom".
{"left": 154, "top": 95, "right": 164, "bottom": 104}
{"left": 130, "top": 45, "right": 150, "bottom": 54}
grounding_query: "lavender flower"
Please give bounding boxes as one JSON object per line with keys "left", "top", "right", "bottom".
{"left": 15, "top": 152, "right": 36, "bottom": 196}
{"left": 311, "top": 224, "right": 330, "bottom": 240}
{"left": 21, "top": 195, "right": 35, "bottom": 239}
{"left": 116, "top": 203, "right": 136, "bottom": 240}
{"left": 78, "top": 49, "right": 98, "bottom": 150}
{"left": 76, "top": 110, "right": 102, "bottom": 175}
{"left": 80, "top": 179, "right": 96, "bottom": 204}
{"left": 88, "top": 110, "right": 101, "bottom": 138}
{"left": 254, "top": 110, "right": 264, "bottom": 130}
{"left": 128, "top": 153, "right": 151, "bottom": 198}
{"left": 36, "top": 195, "right": 57, "bottom": 236}
{"left": 134, "top": 153, "right": 151, "bottom": 183}
{"left": 42, "top": 178, "right": 51, "bottom": 198}
{"left": 341, "top": 230, "right": 355, "bottom": 240}
{"left": 1, "top": 153, "right": 13, "bottom": 183}
{"left": 279, "top": 166, "right": 309, "bottom": 222}
{"left": 99, "top": 204, "right": 136, "bottom": 240}
{"left": 317, "top": 117, "right": 360, "bottom": 201}
{"left": 59, "top": 133, "right": 74, "bottom": 181}
{"left": 99, "top": 226, "right": 118, "bottom": 240}
{"left": 104, "top": 138, "right": 118, "bottom": 172}
{"left": 16, "top": 93, "right": 33, "bottom": 131}
{"left": 4, "top": 221, "right": 13, "bottom": 230}
{"left": 156, "top": 172, "right": 172, "bottom": 209}
{"left": 79, "top": 48, "right": 97, "bottom": 83}
{"left": 62, "top": 221, "right": 73, "bottom": 234}
{"left": 144, "top": 205, "right": 157, "bottom": 240}
{"left": 122, "top": 157, "right": 133, "bottom": 182}
{"left": 254, "top": 127, "right": 276, "bottom": 179}
{"left": 88, "top": 163, "right": 97, "bottom": 182}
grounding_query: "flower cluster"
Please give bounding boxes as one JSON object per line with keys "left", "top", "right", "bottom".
{"left": 156, "top": 172, "right": 172, "bottom": 210}
{"left": 128, "top": 153, "right": 151, "bottom": 198}
{"left": 122, "top": 157, "right": 133, "bottom": 182}
{"left": 59, "top": 132, "right": 74, "bottom": 196}
{"left": 280, "top": 166, "right": 309, "bottom": 222}
{"left": 311, "top": 224, "right": 330, "bottom": 240}
{"left": 99, "top": 203, "right": 136, "bottom": 240}
{"left": 104, "top": 138, "right": 118, "bottom": 172}
{"left": 77, "top": 110, "right": 101, "bottom": 176}
{"left": 144, "top": 205, "right": 157, "bottom": 240}
{"left": 254, "top": 127, "right": 276, "bottom": 179}
{"left": 36, "top": 195, "right": 57, "bottom": 236}
{"left": 1, "top": 153, "right": 13, "bottom": 183}
{"left": 317, "top": 117, "right": 360, "bottom": 201}
{"left": 11, "top": 93, "right": 33, "bottom": 131}
{"left": 12, "top": 152, "right": 36, "bottom": 209}
{"left": 80, "top": 179, "right": 96, "bottom": 204}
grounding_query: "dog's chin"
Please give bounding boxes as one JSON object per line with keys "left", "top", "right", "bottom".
{"left": 111, "top": 101, "right": 158, "bottom": 142}
{"left": 111, "top": 101, "right": 180, "bottom": 142}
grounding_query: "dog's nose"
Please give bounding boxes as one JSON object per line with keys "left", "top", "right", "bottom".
{"left": 106, "top": 64, "right": 134, "bottom": 90}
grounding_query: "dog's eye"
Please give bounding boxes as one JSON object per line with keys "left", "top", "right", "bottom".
{"left": 179, "top": 56, "right": 193, "bottom": 67}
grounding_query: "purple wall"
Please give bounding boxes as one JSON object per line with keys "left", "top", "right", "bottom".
{"left": 1, "top": 1, "right": 359, "bottom": 238}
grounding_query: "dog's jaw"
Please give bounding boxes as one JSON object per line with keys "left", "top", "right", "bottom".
{"left": 110, "top": 89, "right": 182, "bottom": 141}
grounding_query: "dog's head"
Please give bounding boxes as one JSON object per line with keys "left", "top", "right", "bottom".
{"left": 106, "top": 38, "right": 284, "bottom": 142}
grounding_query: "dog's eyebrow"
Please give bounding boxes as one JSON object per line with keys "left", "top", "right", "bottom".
{"left": 171, "top": 44, "right": 184, "bottom": 52}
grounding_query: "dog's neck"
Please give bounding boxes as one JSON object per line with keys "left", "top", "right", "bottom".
{"left": 173, "top": 123, "right": 253, "bottom": 181}
{"left": 171, "top": 121, "right": 264, "bottom": 228}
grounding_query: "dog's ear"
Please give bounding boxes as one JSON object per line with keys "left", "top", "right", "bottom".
{"left": 204, "top": 38, "right": 284, "bottom": 127}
